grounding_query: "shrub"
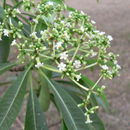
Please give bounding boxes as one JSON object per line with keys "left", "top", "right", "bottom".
{"left": 0, "top": 0, "right": 120, "bottom": 129}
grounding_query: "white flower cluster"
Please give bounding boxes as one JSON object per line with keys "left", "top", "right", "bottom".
{"left": 0, "top": 1, "right": 120, "bottom": 124}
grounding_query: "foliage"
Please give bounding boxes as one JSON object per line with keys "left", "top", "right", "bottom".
{"left": 0, "top": 0, "right": 120, "bottom": 129}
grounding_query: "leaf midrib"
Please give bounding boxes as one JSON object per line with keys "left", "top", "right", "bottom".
{"left": 30, "top": 83, "right": 37, "bottom": 130}
{"left": 43, "top": 73, "right": 78, "bottom": 130}
{"left": 0, "top": 66, "right": 30, "bottom": 127}
{"left": 0, "top": 63, "right": 15, "bottom": 73}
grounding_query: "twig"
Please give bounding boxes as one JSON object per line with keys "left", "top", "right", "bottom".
{"left": 10, "top": 65, "right": 25, "bottom": 72}
{"left": 49, "top": 120, "right": 61, "bottom": 128}
{"left": 16, "top": 117, "right": 24, "bottom": 130}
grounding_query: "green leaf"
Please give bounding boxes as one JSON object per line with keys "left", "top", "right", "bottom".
{"left": 90, "top": 113, "right": 105, "bottom": 130}
{"left": 0, "top": 6, "right": 4, "bottom": 20}
{"left": 39, "top": 70, "right": 93, "bottom": 130}
{"left": 0, "top": 64, "right": 32, "bottom": 130}
{"left": 0, "top": 7, "right": 11, "bottom": 63}
{"left": 0, "top": 63, "right": 16, "bottom": 75}
{"left": 0, "top": 36, "right": 12, "bottom": 63}
{"left": 38, "top": 81, "right": 50, "bottom": 112}
{"left": 25, "top": 74, "right": 48, "bottom": 130}
{"left": 60, "top": 120, "right": 68, "bottom": 130}
{"left": 56, "top": 80, "right": 85, "bottom": 97}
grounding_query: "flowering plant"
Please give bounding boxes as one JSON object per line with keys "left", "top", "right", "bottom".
{"left": 0, "top": 0, "right": 120, "bottom": 129}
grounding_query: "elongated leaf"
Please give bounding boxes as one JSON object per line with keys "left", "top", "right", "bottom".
{"left": 60, "top": 120, "right": 68, "bottom": 130}
{"left": 56, "top": 80, "right": 85, "bottom": 96}
{"left": 25, "top": 75, "right": 48, "bottom": 130}
{"left": 39, "top": 70, "right": 93, "bottom": 130}
{"left": 0, "top": 63, "right": 16, "bottom": 75}
{"left": 0, "top": 64, "right": 32, "bottom": 130}
{"left": 0, "top": 36, "right": 12, "bottom": 63}
{"left": 0, "top": 6, "right": 4, "bottom": 20}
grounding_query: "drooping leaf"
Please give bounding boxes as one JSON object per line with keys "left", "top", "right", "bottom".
{"left": 39, "top": 70, "right": 93, "bottom": 130}
{"left": 0, "top": 64, "right": 32, "bottom": 130}
{"left": 0, "top": 36, "right": 12, "bottom": 63}
{"left": 25, "top": 74, "right": 48, "bottom": 130}
{"left": 38, "top": 81, "right": 50, "bottom": 112}
{"left": 0, "top": 63, "right": 16, "bottom": 75}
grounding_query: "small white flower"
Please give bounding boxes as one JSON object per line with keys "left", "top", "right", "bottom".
{"left": 35, "top": 62, "right": 44, "bottom": 68}
{"left": 58, "top": 62, "right": 66, "bottom": 71}
{"left": 107, "top": 35, "right": 113, "bottom": 41}
{"left": 114, "top": 60, "right": 117, "bottom": 64}
{"left": 15, "top": 9, "right": 21, "bottom": 14}
{"left": 94, "top": 30, "right": 100, "bottom": 33}
{"left": 66, "top": 23, "right": 71, "bottom": 27}
{"left": 63, "top": 32, "right": 70, "bottom": 39}
{"left": 80, "top": 26, "right": 84, "bottom": 32}
{"left": 30, "top": 32, "right": 37, "bottom": 38}
{"left": 61, "top": 20, "right": 65, "bottom": 24}
{"left": 55, "top": 42, "right": 63, "bottom": 49}
{"left": 116, "top": 64, "right": 121, "bottom": 69}
{"left": 85, "top": 120, "right": 93, "bottom": 124}
{"left": 99, "top": 32, "right": 105, "bottom": 35}
{"left": 102, "top": 85, "right": 106, "bottom": 89}
{"left": 91, "top": 52, "right": 97, "bottom": 57}
{"left": 33, "top": 19, "right": 38, "bottom": 24}
{"left": 69, "top": 12, "right": 73, "bottom": 17}
{"left": 73, "top": 60, "right": 81, "bottom": 69}
{"left": 91, "top": 20, "right": 96, "bottom": 24}
{"left": 60, "top": 52, "right": 68, "bottom": 60}
{"left": 40, "top": 30, "right": 44, "bottom": 35}
{"left": 75, "top": 74, "right": 81, "bottom": 81}
{"left": 3, "top": 29, "right": 10, "bottom": 37}
{"left": 81, "top": 11, "right": 85, "bottom": 15}
{"left": 47, "top": 1, "right": 54, "bottom": 6}
{"left": 11, "top": 40, "right": 17, "bottom": 46}
{"left": 101, "top": 65, "right": 109, "bottom": 70}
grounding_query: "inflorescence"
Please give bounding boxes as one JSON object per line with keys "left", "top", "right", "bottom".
{"left": 0, "top": 0, "right": 121, "bottom": 123}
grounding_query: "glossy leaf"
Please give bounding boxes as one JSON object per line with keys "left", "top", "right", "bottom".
{"left": 39, "top": 70, "right": 93, "bottom": 130}
{"left": 0, "top": 63, "right": 16, "bottom": 75}
{"left": 25, "top": 74, "right": 48, "bottom": 130}
{"left": 0, "top": 64, "right": 32, "bottom": 130}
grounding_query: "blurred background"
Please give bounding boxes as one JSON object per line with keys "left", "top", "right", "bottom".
{"left": 1, "top": 0, "right": 130, "bottom": 130}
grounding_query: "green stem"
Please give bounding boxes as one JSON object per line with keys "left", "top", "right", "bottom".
{"left": 39, "top": 54, "right": 53, "bottom": 60}
{"left": 70, "top": 77, "right": 89, "bottom": 91}
{"left": 87, "top": 75, "right": 103, "bottom": 100}
{"left": 42, "top": 65, "right": 61, "bottom": 73}
{"left": 76, "top": 62, "right": 97, "bottom": 71}
{"left": 91, "top": 75, "right": 103, "bottom": 90}
{"left": 71, "top": 44, "right": 80, "bottom": 62}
